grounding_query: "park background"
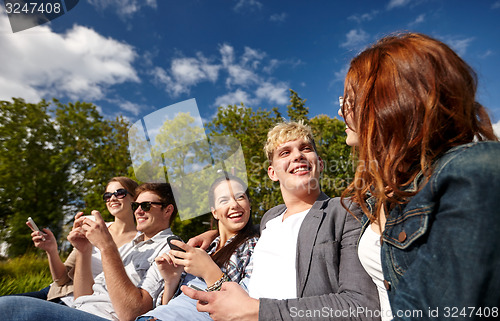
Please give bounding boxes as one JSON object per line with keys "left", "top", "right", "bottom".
{"left": 1, "top": 0, "right": 500, "bottom": 294}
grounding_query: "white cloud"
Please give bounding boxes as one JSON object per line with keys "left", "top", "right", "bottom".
{"left": 443, "top": 36, "right": 475, "bottom": 56}
{"left": 87, "top": 0, "right": 157, "bottom": 18}
{"left": 479, "top": 50, "right": 494, "bottom": 59}
{"left": 151, "top": 54, "right": 220, "bottom": 96}
{"left": 333, "top": 64, "right": 349, "bottom": 84}
{"left": 0, "top": 15, "right": 139, "bottom": 104}
{"left": 348, "top": 10, "right": 380, "bottom": 23}
{"left": 409, "top": 14, "right": 426, "bottom": 27}
{"left": 492, "top": 1, "right": 500, "bottom": 9}
{"left": 226, "top": 64, "right": 259, "bottom": 87}
{"left": 255, "top": 82, "right": 289, "bottom": 105}
{"left": 234, "top": 0, "right": 263, "bottom": 12}
{"left": 152, "top": 43, "right": 290, "bottom": 108}
{"left": 493, "top": 120, "right": 500, "bottom": 139}
{"left": 214, "top": 89, "right": 257, "bottom": 107}
{"left": 387, "top": 0, "right": 411, "bottom": 10}
{"left": 115, "top": 100, "right": 143, "bottom": 116}
{"left": 270, "top": 13, "right": 288, "bottom": 22}
{"left": 241, "top": 47, "right": 266, "bottom": 68}
{"left": 340, "top": 29, "right": 370, "bottom": 49}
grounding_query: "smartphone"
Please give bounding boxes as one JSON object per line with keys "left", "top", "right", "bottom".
{"left": 167, "top": 235, "right": 186, "bottom": 252}
{"left": 187, "top": 284, "right": 207, "bottom": 292}
{"left": 26, "top": 217, "right": 46, "bottom": 241}
{"left": 26, "top": 217, "right": 40, "bottom": 232}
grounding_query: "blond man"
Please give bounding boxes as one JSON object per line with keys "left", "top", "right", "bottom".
{"left": 184, "top": 121, "right": 380, "bottom": 321}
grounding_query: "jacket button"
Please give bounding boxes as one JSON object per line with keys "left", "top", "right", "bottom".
{"left": 398, "top": 231, "right": 407, "bottom": 242}
{"left": 384, "top": 280, "right": 391, "bottom": 291}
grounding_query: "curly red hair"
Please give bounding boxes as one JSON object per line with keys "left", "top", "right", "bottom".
{"left": 341, "top": 32, "right": 498, "bottom": 220}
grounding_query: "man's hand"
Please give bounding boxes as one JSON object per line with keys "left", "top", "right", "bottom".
{"left": 186, "top": 229, "right": 219, "bottom": 250}
{"left": 155, "top": 252, "right": 184, "bottom": 281}
{"left": 80, "top": 210, "right": 114, "bottom": 251}
{"left": 67, "top": 212, "right": 92, "bottom": 253}
{"left": 182, "top": 282, "right": 259, "bottom": 321}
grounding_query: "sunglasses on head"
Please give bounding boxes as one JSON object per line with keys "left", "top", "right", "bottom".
{"left": 103, "top": 188, "right": 128, "bottom": 202}
{"left": 131, "top": 201, "right": 165, "bottom": 212}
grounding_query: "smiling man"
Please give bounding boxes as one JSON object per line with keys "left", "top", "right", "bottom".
{"left": 183, "top": 121, "right": 380, "bottom": 320}
{"left": 71, "top": 183, "right": 178, "bottom": 320}
{"left": 0, "top": 182, "right": 178, "bottom": 321}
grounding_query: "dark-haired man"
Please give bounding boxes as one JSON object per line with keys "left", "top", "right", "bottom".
{"left": 0, "top": 182, "right": 178, "bottom": 321}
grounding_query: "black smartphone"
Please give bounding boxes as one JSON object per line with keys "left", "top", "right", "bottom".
{"left": 167, "top": 235, "right": 186, "bottom": 253}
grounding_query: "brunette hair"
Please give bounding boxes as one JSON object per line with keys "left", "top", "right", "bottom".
{"left": 107, "top": 176, "right": 139, "bottom": 199}
{"left": 209, "top": 173, "right": 258, "bottom": 268}
{"left": 264, "top": 120, "right": 317, "bottom": 163}
{"left": 135, "top": 183, "right": 178, "bottom": 225}
{"left": 340, "top": 32, "right": 498, "bottom": 220}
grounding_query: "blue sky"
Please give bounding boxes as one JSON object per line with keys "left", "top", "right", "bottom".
{"left": 1, "top": 0, "right": 499, "bottom": 135}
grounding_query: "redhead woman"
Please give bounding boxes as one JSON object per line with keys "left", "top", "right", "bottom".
{"left": 339, "top": 32, "right": 500, "bottom": 320}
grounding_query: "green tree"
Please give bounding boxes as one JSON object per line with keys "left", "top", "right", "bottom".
{"left": 53, "top": 100, "right": 132, "bottom": 220}
{"left": 310, "top": 114, "right": 354, "bottom": 197}
{"left": 0, "top": 99, "right": 71, "bottom": 256}
{"left": 0, "top": 98, "right": 133, "bottom": 256}
{"left": 287, "top": 89, "right": 309, "bottom": 124}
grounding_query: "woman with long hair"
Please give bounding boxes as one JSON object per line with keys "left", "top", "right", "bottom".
{"left": 136, "top": 173, "right": 259, "bottom": 321}
{"left": 339, "top": 32, "right": 500, "bottom": 320}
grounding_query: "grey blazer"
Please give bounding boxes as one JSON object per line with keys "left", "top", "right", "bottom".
{"left": 258, "top": 193, "right": 380, "bottom": 320}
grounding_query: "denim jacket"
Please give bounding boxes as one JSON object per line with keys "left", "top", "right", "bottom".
{"left": 360, "top": 141, "right": 500, "bottom": 320}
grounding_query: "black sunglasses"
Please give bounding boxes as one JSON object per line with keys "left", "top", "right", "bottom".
{"left": 131, "top": 201, "right": 165, "bottom": 212}
{"left": 102, "top": 188, "right": 128, "bottom": 202}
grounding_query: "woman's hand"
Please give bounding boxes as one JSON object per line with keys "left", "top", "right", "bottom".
{"left": 31, "top": 228, "right": 57, "bottom": 253}
{"left": 169, "top": 240, "right": 222, "bottom": 285}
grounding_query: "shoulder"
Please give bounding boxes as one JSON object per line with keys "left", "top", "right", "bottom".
{"left": 321, "top": 196, "right": 363, "bottom": 222}
{"left": 428, "top": 141, "right": 500, "bottom": 190}
{"left": 434, "top": 141, "right": 500, "bottom": 176}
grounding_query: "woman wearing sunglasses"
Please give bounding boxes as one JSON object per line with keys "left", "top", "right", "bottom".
{"left": 23, "top": 176, "right": 138, "bottom": 305}
{"left": 136, "top": 174, "right": 259, "bottom": 321}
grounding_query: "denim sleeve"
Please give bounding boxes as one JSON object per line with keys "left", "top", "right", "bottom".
{"left": 385, "top": 142, "right": 500, "bottom": 320}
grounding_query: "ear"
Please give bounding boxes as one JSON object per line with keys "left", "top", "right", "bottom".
{"left": 268, "top": 164, "right": 279, "bottom": 182}
{"left": 211, "top": 207, "right": 218, "bottom": 220}
{"left": 163, "top": 204, "right": 174, "bottom": 218}
{"left": 318, "top": 156, "right": 324, "bottom": 173}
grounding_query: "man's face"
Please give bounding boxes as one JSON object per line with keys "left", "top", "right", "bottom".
{"left": 133, "top": 191, "right": 171, "bottom": 238}
{"left": 267, "top": 138, "right": 323, "bottom": 194}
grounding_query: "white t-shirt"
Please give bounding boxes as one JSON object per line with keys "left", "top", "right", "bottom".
{"left": 248, "top": 209, "right": 309, "bottom": 299}
{"left": 358, "top": 224, "right": 393, "bottom": 321}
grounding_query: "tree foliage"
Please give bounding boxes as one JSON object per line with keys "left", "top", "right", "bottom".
{"left": 0, "top": 98, "right": 131, "bottom": 256}
{"left": 287, "top": 89, "right": 309, "bottom": 124}
{"left": 1, "top": 92, "right": 353, "bottom": 257}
